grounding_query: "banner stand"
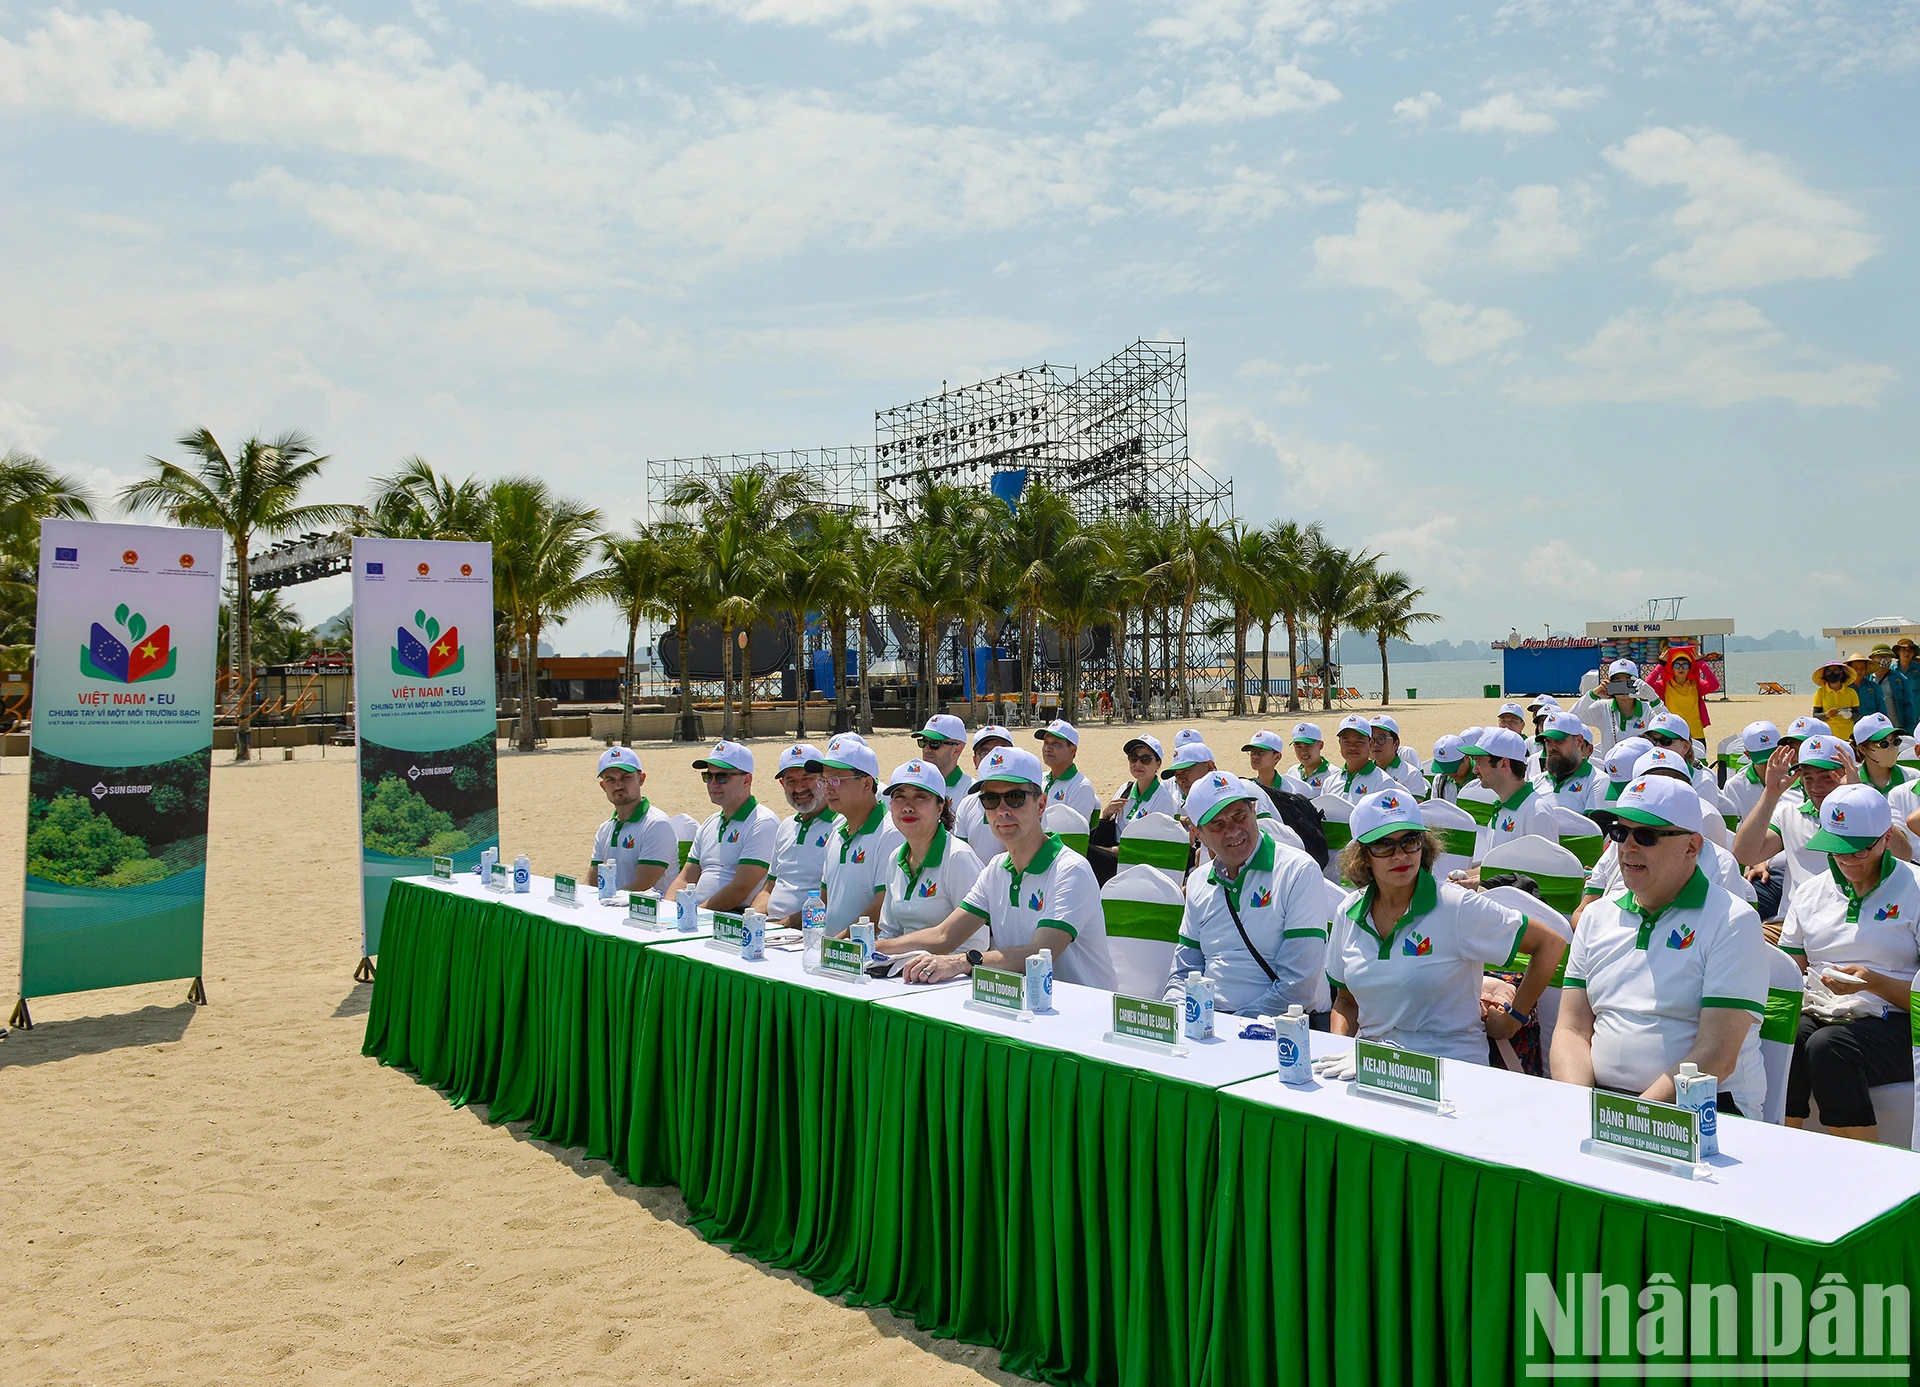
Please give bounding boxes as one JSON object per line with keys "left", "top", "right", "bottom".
{"left": 354, "top": 956, "right": 376, "bottom": 984}
{"left": 186, "top": 976, "right": 208, "bottom": 1005}
{"left": 8, "top": 997, "right": 31, "bottom": 1030}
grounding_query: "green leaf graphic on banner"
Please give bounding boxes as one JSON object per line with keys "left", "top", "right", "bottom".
{"left": 115, "top": 602, "right": 129, "bottom": 625}
{"left": 426, "top": 617, "right": 440, "bottom": 641}
{"left": 128, "top": 612, "right": 147, "bottom": 641}
{"left": 415, "top": 608, "right": 427, "bottom": 630}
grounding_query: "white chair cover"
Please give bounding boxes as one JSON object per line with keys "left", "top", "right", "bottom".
{"left": 1118, "top": 811, "right": 1190, "bottom": 873}
{"left": 670, "top": 813, "right": 698, "bottom": 866}
{"left": 1759, "top": 944, "right": 1803, "bottom": 1126}
{"left": 1101, "top": 865, "right": 1186, "bottom": 1001}
{"left": 1482, "top": 886, "right": 1569, "bottom": 1064}
{"left": 1043, "top": 803, "right": 1090, "bottom": 857}
{"left": 1419, "top": 798, "right": 1479, "bottom": 880}
{"left": 1480, "top": 835, "right": 1587, "bottom": 916}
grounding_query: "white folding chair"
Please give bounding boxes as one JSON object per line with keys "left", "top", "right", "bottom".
{"left": 1313, "top": 793, "right": 1352, "bottom": 884}
{"left": 1552, "top": 807, "right": 1605, "bottom": 871}
{"left": 1420, "top": 798, "right": 1479, "bottom": 880}
{"left": 1480, "top": 835, "right": 1587, "bottom": 917}
{"left": 1044, "top": 803, "right": 1090, "bottom": 858}
{"left": 1482, "top": 885, "right": 1569, "bottom": 1065}
{"left": 1716, "top": 734, "right": 1745, "bottom": 778}
{"left": 1118, "top": 811, "right": 1191, "bottom": 875}
{"left": 671, "top": 813, "right": 698, "bottom": 868}
{"left": 1457, "top": 783, "right": 1500, "bottom": 828}
{"left": 1759, "top": 944, "right": 1803, "bottom": 1126}
{"left": 1101, "top": 865, "right": 1186, "bottom": 1000}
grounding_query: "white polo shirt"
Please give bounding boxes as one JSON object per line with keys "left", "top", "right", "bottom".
{"left": 1330, "top": 762, "right": 1396, "bottom": 804}
{"left": 1571, "top": 692, "right": 1667, "bottom": 753}
{"left": 692, "top": 796, "right": 780, "bottom": 905}
{"left": 1779, "top": 856, "right": 1920, "bottom": 1016}
{"left": 1585, "top": 839, "right": 1749, "bottom": 900}
{"left": 954, "top": 789, "right": 999, "bottom": 860}
{"left": 1110, "top": 776, "right": 1184, "bottom": 825}
{"left": 591, "top": 800, "right": 680, "bottom": 890}
{"left": 1377, "top": 754, "right": 1429, "bottom": 797}
{"left": 1721, "top": 764, "right": 1769, "bottom": 823}
{"left": 1767, "top": 795, "right": 1831, "bottom": 898}
{"left": 1565, "top": 870, "right": 1768, "bottom": 1116}
{"left": 821, "top": 801, "right": 903, "bottom": 934}
{"left": 1280, "top": 759, "right": 1340, "bottom": 799}
{"left": 1473, "top": 782, "right": 1561, "bottom": 862}
{"left": 1886, "top": 781, "right": 1920, "bottom": 856}
{"left": 1043, "top": 764, "right": 1104, "bottom": 821}
{"left": 1326, "top": 872, "right": 1530, "bottom": 1065}
{"left": 1533, "top": 761, "right": 1605, "bottom": 814}
{"left": 764, "top": 807, "right": 841, "bottom": 919}
{"left": 958, "top": 835, "right": 1118, "bottom": 990}
{"left": 880, "top": 825, "right": 987, "bottom": 945}
{"left": 1169, "top": 832, "right": 1328, "bottom": 1015}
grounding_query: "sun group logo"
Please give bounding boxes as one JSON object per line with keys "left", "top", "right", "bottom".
{"left": 406, "top": 765, "right": 452, "bottom": 782}
{"left": 392, "top": 609, "right": 463, "bottom": 679}
{"left": 92, "top": 781, "right": 108, "bottom": 799}
{"left": 83, "top": 604, "right": 176, "bottom": 683}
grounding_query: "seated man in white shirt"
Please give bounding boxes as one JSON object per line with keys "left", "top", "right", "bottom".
{"left": 1279, "top": 722, "right": 1338, "bottom": 798}
{"left": 1644, "top": 710, "right": 1726, "bottom": 806}
{"left": 1552, "top": 775, "right": 1769, "bottom": 1117}
{"left": 587, "top": 746, "right": 679, "bottom": 894}
{"left": 1733, "top": 735, "right": 1912, "bottom": 906}
{"left": 662, "top": 740, "right": 780, "bottom": 912}
{"left": 1368, "top": 716, "right": 1428, "bottom": 796}
{"left": 1328, "top": 714, "right": 1395, "bottom": 802}
{"left": 1035, "top": 718, "right": 1103, "bottom": 821}
{"left": 893, "top": 746, "right": 1119, "bottom": 990}
{"left": 1465, "top": 726, "right": 1560, "bottom": 864}
{"left": 914, "top": 713, "right": 974, "bottom": 799}
{"left": 1532, "top": 711, "right": 1605, "bottom": 813}
{"left": 751, "top": 743, "right": 839, "bottom": 928}
{"left": 812, "top": 734, "right": 901, "bottom": 937}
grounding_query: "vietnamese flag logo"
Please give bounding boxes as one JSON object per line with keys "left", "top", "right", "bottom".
{"left": 391, "top": 608, "right": 464, "bottom": 679}
{"left": 82, "top": 604, "right": 176, "bottom": 683}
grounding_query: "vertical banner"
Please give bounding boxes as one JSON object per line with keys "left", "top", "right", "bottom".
{"left": 351, "top": 539, "right": 498, "bottom": 959}
{"left": 20, "top": 520, "right": 222, "bottom": 1003}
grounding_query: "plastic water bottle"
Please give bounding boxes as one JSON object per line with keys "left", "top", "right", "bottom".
{"left": 740, "top": 909, "right": 767, "bottom": 961}
{"left": 597, "top": 863, "right": 617, "bottom": 902}
{"left": 1182, "top": 971, "right": 1216, "bottom": 1041}
{"left": 1024, "top": 948, "right": 1053, "bottom": 1013}
{"left": 801, "top": 890, "right": 826, "bottom": 935}
{"left": 1674, "top": 1062, "right": 1719, "bottom": 1159}
{"left": 512, "top": 854, "right": 530, "bottom": 894}
{"left": 1275, "top": 1004, "right": 1312, "bottom": 1085}
{"left": 849, "top": 919, "right": 877, "bottom": 963}
{"left": 674, "top": 886, "right": 695, "bottom": 932}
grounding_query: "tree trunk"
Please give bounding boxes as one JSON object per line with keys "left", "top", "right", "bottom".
{"left": 1259, "top": 620, "right": 1272, "bottom": 715}
{"left": 1020, "top": 607, "right": 1036, "bottom": 726}
{"left": 857, "top": 610, "right": 875, "bottom": 736}
{"left": 721, "top": 620, "right": 736, "bottom": 738}
{"left": 676, "top": 603, "right": 697, "bottom": 741}
{"left": 517, "top": 623, "right": 539, "bottom": 751}
{"left": 1284, "top": 613, "right": 1301, "bottom": 713}
{"left": 234, "top": 544, "right": 253, "bottom": 761}
{"left": 622, "top": 616, "right": 637, "bottom": 745}
{"left": 793, "top": 608, "right": 807, "bottom": 740}
{"left": 1158, "top": 604, "right": 1172, "bottom": 717}
{"left": 1112, "top": 605, "right": 1128, "bottom": 724}
{"left": 918, "top": 616, "right": 932, "bottom": 726}
{"left": 1319, "top": 621, "right": 1336, "bottom": 710}
{"left": 1233, "top": 613, "right": 1248, "bottom": 717}
{"left": 988, "top": 612, "right": 1003, "bottom": 719}
{"left": 741, "top": 626, "right": 755, "bottom": 738}
{"left": 1379, "top": 634, "right": 1391, "bottom": 708}
{"left": 1177, "top": 585, "right": 1195, "bottom": 719}
{"left": 830, "top": 611, "right": 848, "bottom": 734}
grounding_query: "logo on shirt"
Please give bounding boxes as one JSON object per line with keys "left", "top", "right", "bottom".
{"left": 917, "top": 880, "right": 938, "bottom": 899}
{"left": 1402, "top": 931, "right": 1433, "bottom": 957}
{"left": 815, "top": 833, "right": 830, "bottom": 847}
{"left": 726, "top": 829, "right": 740, "bottom": 843}
{"left": 1666, "top": 925, "right": 1696, "bottom": 951}
{"left": 1028, "top": 889, "right": 1044, "bottom": 911}
{"left": 851, "top": 847, "right": 867, "bottom": 864}
{"left": 1877, "top": 904, "right": 1901, "bottom": 921}
{"left": 1250, "top": 886, "right": 1273, "bottom": 908}
{"left": 1498, "top": 816, "right": 1516, "bottom": 833}
{"left": 621, "top": 834, "right": 634, "bottom": 849}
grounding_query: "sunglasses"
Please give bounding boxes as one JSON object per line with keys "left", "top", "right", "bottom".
{"left": 977, "top": 788, "right": 1035, "bottom": 811}
{"left": 1604, "top": 822, "right": 1693, "bottom": 846}
{"left": 1127, "top": 751, "right": 1159, "bottom": 765}
{"left": 699, "top": 771, "right": 736, "bottom": 785}
{"left": 1363, "top": 831, "right": 1424, "bottom": 859}
{"left": 1646, "top": 733, "right": 1682, "bottom": 748}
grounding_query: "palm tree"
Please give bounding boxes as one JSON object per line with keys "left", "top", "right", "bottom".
{"left": 484, "top": 477, "right": 602, "bottom": 752}
{"left": 1040, "top": 524, "right": 1117, "bottom": 723}
{"left": 0, "top": 449, "right": 97, "bottom": 665}
{"left": 358, "top": 457, "right": 489, "bottom": 540}
{"left": 761, "top": 520, "right": 856, "bottom": 740}
{"left": 804, "top": 508, "right": 867, "bottom": 736}
{"left": 1215, "top": 520, "right": 1276, "bottom": 718}
{"left": 851, "top": 525, "right": 904, "bottom": 736}
{"left": 1147, "top": 516, "right": 1226, "bottom": 719}
{"left": 1302, "top": 542, "right": 1379, "bottom": 711}
{"left": 595, "top": 526, "right": 678, "bottom": 745}
{"left": 1359, "top": 567, "right": 1440, "bottom": 708}
{"left": 1093, "top": 513, "right": 1152, "bottom": 722}
{"left": 1265, "top": 519, "right": 1323, "bottom": 714}
{"left": 121, "top": 429, "right": 351, "bottom": 761}
{"left": 649, "top": 523, "right": 708, "bottom": 742}
{"left": 894, "top": 519, "right": 964, "bottom": 726}
{"left": 1004, "top": 486, "right": 1077, "bottom": 725}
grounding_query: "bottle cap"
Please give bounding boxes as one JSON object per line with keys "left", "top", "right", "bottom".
{"left": 1286, "top": 1004, "right": 1304, "bottom": 1017}
{"left": 1039, "top": 948, "right": 1051, "bottom": 961}
{"left": 1676, "top": 1062, "right": 1700, "bottom": 1079}
{"left": 1188, "top": 971, "right": 1201, "bottom": 982}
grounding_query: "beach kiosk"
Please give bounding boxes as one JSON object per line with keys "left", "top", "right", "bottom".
{"left": 1823, "top": 617, "right": 1920, "bottom": 659}
{"left": 1585, "top": 617, "right": 1732, "bottom": 694}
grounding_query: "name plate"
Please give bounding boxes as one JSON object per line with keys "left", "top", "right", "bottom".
{"left": 815, "top": 936, "right": 866, "bottom": 981}
{"left": 1353, "top": 1040, "right": 1449, "bottom": 1112}
{"left": 1105, "top": 994, "right": 1186, "bottom": 1056}
{"left": 964, "top": 966, "right": 1030, "bottom": 1020}
{"left": 1585, "top": 1090, "right": 1702, "bottom": 1178}
{"left": 432, "top": 856, "right": 454, "bottom": 880}
{"left": 549, "top": 873, "right": 579, "bottom": 907}
{"left": 708, "top": 911, "right": 746, "bottom": 950}
{"left": 628, "top": 893, "right": 660, "bottom": 927}
{"left": 488, "top": 862, "right": 509, "bottom": 891}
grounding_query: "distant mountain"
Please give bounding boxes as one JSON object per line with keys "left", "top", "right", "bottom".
{"left": 1725, "top": 630, "right": 1822, "bottom": 652}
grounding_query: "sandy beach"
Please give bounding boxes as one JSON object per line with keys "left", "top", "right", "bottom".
{"left": 0, "top": 692, "right": 1788, "bottom": 1384}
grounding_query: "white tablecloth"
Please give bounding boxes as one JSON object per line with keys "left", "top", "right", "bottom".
{"left": 877, "top": 977, "right": 1282, "bottom": 1089}
{"left": 410, "top": 873, "right": 716, "bottom": 945}
{"left": 1220, "top": 1034, "right": 1920, "bottom": 1245}
{"left": 648, "top": 935, "right": 953, "bottom": 1001}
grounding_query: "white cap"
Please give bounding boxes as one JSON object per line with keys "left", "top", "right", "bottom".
{"left": 1808, "top": 783, "right": 1893, "bottom": 854}
{"left": 775, "top": 743, "right": 822, "bottom": 776}
{"left": 1469, "top": 727, "right": 1530, "bottom": 763}
{"left": 598, "top": 746, "right": 643, "bottom": 775}
{"left": 975, "top": 744, "right": 1046, "bottom": 788}
{"left": 1796, "top": 735, "right": 1850, "bottom": 772}
{"left": 1607, "top": 658, "right": 1638, "bottom": 679}
{"left": 917, "top": 714, "right": 967, "bottom": 745}
{"left": 1604, "top": 737, "right": 1654, "bottom": 784}
{"left": 1457, "top": 726, "right": 1486, "bottom": 753}
{"left": 1242, "top": 729, "right": 1286, "bottom": 753}
{"left": 1540, "top": 711, "right": 1590, "bottom": 741}
{"left": 1430, "top": 734, "right": 1464, "bottom": 768}
{"left": 1741, "top": 721, "right": 1780, "bottom": 756}
{"left": 1122, "top": 734, "right": 1165, "bottom": 761}
{"left": 1034, "top": 718, "right": 1080, "bottom": 747}
{"left": 972, "top": 723, "right": 1014, "bottom": 750}
{"left": 1336, "top": 714, "right": 1372, "bottom": 738}
{"left": 1646, "top": 711, "right": 1693, "bottom": 742}
{"left": 693, "top": 740, "right": 754, "bottom": 774}
{"left": 1290, "top": 722, "right": 1324, "bottom": 744}
{"left": 1173, "top": 728, "right": 1207, "bottom": 748}
{"left": 1352, "top": 787, "right": 1425, "bottom": 844}
{"left": 1526, "top": 694, "right": 1560, "bottom": 711}
{"left": 1784, "top": 716, "right": 1832, "bottom": 743}
{"left": 811, "top": 734, "right": 880, "bottom": 780}
{"left": 1164, "top": 741, "right": 1216, "bottom": 777}
{"left": 883, "top": 758, "right": 951, "bottom": 801}
{"left": 1370, "top": 715, "right": 1401, "bottom": 739}
{"left": 1854, "top": 713, "right": 1898, "bottom": 744}
{"left": 1180, "top": 769, "right": 1256, "bottom": 827}
{"left": 1632, "top": 747, "right": 1692, "bottom": 780}
{"left": 1612, "top": 773, "right": 1703, "bottom": 832}
{"left": 1498, "top": 702, "right": 1527, "bottom": 720}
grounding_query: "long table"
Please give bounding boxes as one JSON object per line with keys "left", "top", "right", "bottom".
{"left": 364, "top": 876, "right": 1920, "bottom": 1384}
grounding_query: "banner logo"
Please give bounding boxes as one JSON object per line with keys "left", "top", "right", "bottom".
{"left": 178, "top": 553, "right": 195, "bottom": 569}
{"left": 83, "top": 603, "right": 176, "bottom": 683}
{"left": 392, "top": 609, "right": 464, "bottom": 679}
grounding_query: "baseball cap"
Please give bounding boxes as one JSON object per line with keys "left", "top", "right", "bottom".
{"left": 775, "top": 743, "right": 822, "bottom": 777}
{"left": 1034, "top": 718, "right": 1080, "bottom": 747}
{"left": 972, "top": 723, "right": 1014, "bottom": 751}
{"left": 1540, "top": 711, "right": 1590, "bottom": 742}
{"left": 1336, "top": 714, "right": 1372, "bottom": 738}
{"left": 1352, "top": 787, "right": 1425, "bottom": 844}
{"left": 1796, "top": 735, "right": 1849, "bottom": 772}
{"left": 1469, "top": 727, "right": 1529, "bottom": 763}
{"left": 1633, "top": 747, "right": 1692, "bottom": 781}
{"left": 1646, "top": 711, "right": 1693, "bottom": 742}
{"left": 1853, "top": 713, "right": 1898, "bottom": 745}
{"left": 1526, "top": 694, "right": 1560, "bottom": 711}
{"left": 1611, "top": 775, "right": 1704, "bottom": 833}
{"left": 1123, "top": 734, "right": 1165, "bottom": 761}
{"left": 1606, "top": 658, "right": 1638, "bottom": 679}
{"left": 1429, "top": 734, "right": 1464, "bottom": 771}
{"left": 692, "top": 740, "right": 754, "bottom": 774}
{"left": 1371, "top": 715, "right": 1401, "bottom": 739}
{"left": 1181, "top": 770, "right": 1256, "bottom": 827}
{"left": 810, "top": 734, "right": 881, "bottom": 780}
{"left": 1173, "top": 728, "right": 1207, "bottom": 749}
{"left": 597, "top": 746, "right": 643, "bottom": 776}
{"left": 975, "top": 744, "right": 1045, "bottom": 788}
{"left": 1741, "top": 721, "right": 1781, "bottom": 757}
{"left": 1784, "top": 716, "right": 1831, "bottom": 743}
{"left": 1497, "top": 702, "right": 1527, "bottom": 720}
{"left": 1807, "top": 783, "right": 1892, "bottom": 855}
{"left": 916, "top": 714, "right": 968, "bottom": 745}
{"left": 1457, "top": 726, "right": 1486, "bottom": 754}
{"left": 883, "top": 758, "right": 951, "bottom": 801}
{"left": 1290, "top": 722, "right": 1324, "bottom": 744}
{"left": 1163, "top": 741, "right": 1216, "bottom": 777}
{"left": 1604, "top": 737, "right": 1655, "bottom": 785}
{"left": 1242, "top": 729, "right": 1286, "bottom": 753}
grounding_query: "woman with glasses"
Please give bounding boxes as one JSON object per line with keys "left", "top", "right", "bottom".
{"left": 1851, "top": 714, "right": 1910, "bottom": 796}
{"left": 1326, "top": 790, "right": 1566, "bottom": 1065}
{"left": 1646, "top": 646, "right": 1719, "bottom": 744}
{"left": 891, "top": 746, "right": 1120, "bottom": 990}
{"left": 1552, "top": 775, "right": 1770, "bottom": 1116}
{"left": 1100, "top": 734, "right": 1183, "bottom": 827}
{"left": 878, "top": 759, "right": 986, "bottom": 947}
{"left": 1777, "top": 784, "right": 1920, "bottom": 1142}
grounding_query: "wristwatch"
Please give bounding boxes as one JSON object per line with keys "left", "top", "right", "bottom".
{"left": 964, "top": 949, "right": 984, "bottom": 970}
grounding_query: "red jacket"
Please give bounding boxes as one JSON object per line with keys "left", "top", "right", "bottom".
{"left": 1645, "top": 646, "right": 1720, "bottom": 731}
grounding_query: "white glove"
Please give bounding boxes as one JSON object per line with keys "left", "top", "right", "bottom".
{"left": 1311, "top": 1050, "right": 1358, "bottom": 1082}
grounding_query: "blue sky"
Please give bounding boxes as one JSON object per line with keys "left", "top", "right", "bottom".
{"left": 1, "top": 0, "right": 1913, "bottom": 651}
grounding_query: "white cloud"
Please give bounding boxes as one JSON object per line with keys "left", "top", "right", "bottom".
{"left": 723, "top": 315, "right": 1059, "bottom": 381}
{"left": 672, "top": 0, "right": 1025, "bottom": 38}
{"left": 1458, "top": 83, "right": 1599, "bottom": 135}
{"left": 1313, "top": 197, "right": 1469, "bottom": 298}
{"left": 1149, "top": 62, "right": 1341, "bottom": 126}
{"left": 1415, "top": 299, "right": 1524, "bottom": 365}
{"left": 1489, "top": 183, "right": 1588, "bottom": 270}
{"left": 1507, "top": 299, "right": 1895, "bottom": 408}
{"left": 1392, "top": 90, "right": 1440, "bottom": 123}
{"left": 1604, "top": 126, "right": 1879, "bottom": 292}
{"left": 1130, "top": 166, "right": 1303, "bottom": 227}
